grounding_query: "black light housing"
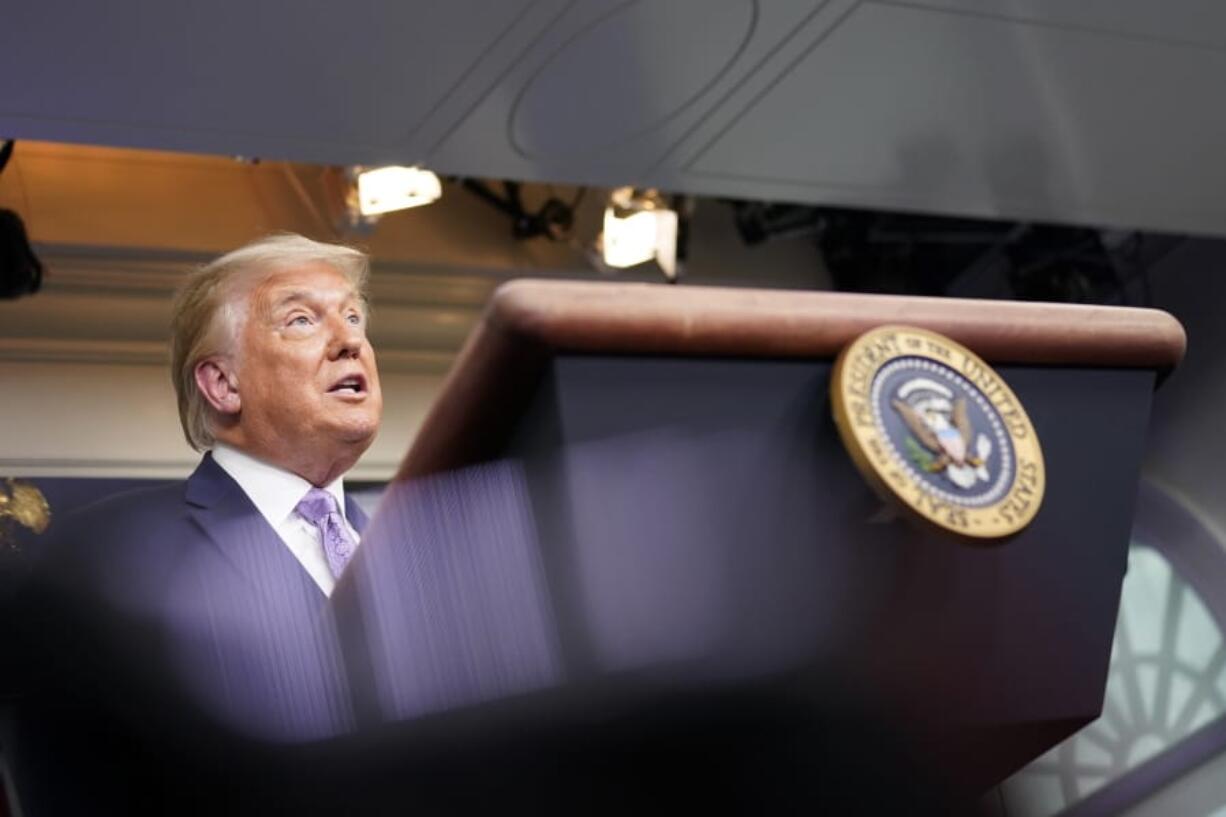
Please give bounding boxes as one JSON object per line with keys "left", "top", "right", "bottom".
{"left": 0, "top": 207, "right": 42, "bottom": 300}
{"left": 0, "top": 140, "right": 43, "bottom": 300}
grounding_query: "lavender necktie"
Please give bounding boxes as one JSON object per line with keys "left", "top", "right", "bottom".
{"left": 295, "top": 487, "right": 357, "bottom": 579}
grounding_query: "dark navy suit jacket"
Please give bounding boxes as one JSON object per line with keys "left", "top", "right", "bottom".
{"left": 10, "top": 453, "right": 370, "bottom": 813}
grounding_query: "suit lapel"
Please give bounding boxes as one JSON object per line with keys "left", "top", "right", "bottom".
{"left": 184, "top": 453, "right": 326, "bottom": 599}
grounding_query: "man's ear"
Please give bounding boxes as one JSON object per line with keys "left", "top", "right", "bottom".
{"left": 194, "top": 358, "right": 241, "bottom": 416}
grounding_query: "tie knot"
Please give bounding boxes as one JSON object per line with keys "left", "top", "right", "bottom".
{"left": 295, "top": 487, "right": 340, "bottom": 526}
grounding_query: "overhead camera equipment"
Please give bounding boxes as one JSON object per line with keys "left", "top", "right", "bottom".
{"left": 461, "top": 179, "right": 578, "bottom": 241}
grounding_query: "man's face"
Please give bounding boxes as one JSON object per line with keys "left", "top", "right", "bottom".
{"left": 231, "top": 262, "right": 382, "bottom": 472}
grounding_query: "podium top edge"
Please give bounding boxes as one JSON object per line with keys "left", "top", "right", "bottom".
{"left": 399, "top": 280, "right": 1185, "bottom": 479}
{"left": 486, "top": 279, "right": 1186, "bottom": 370}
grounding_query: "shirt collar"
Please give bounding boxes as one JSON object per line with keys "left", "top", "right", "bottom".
{"left": 211, "top": 443, "right": 347, "bottom": 527}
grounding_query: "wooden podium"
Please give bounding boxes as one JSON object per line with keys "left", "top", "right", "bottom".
{"left": 339, "top": 280, "right": 1186, "bottom": 803}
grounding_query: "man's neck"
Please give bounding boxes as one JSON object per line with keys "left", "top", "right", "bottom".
{"left": 211, "top": 434, "right": 358, "bottom": 487}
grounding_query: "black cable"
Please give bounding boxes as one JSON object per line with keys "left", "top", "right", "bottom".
{"left": 461, "top": 178, "right": 576, "bottom": 241}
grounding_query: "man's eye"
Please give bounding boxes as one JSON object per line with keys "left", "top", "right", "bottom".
{"left": 346, "top": 313, "right": 362, "bottom": 325}
{"left": 288, "top": 314, "right": 312, "bottom": 327}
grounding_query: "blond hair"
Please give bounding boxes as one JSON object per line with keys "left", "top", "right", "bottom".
{"left": 170, "top": 233, "right": 370, "bottom": 451}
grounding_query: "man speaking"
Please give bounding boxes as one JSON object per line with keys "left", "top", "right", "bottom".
{"left": 10, "top": 234, "right": 385, "bottom": 814}
{"left": 172, "top": 232, "right": 381, "bottom": 597}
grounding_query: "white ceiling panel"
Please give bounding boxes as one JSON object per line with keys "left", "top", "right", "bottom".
{"left": 0, "top": 0, "right": 541, "bottom": 163}
{"left": 4, "top": 0, "right": 1226, "bottom": 235}
{"left": 893, "top": 0, "right": 1226, "bottom": 49}
{"left": 685, "top": 1, "right": 1226, "bottom": 234}
{"left": 424, "top": 0, "right": 838, "bottom": 183}
{"left": 508, "top": 0, "right": 756, "bottom": 160}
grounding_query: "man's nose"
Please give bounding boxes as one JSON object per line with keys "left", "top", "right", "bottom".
{"left": 328, "top": 315, "right": 365, "bottom": 359}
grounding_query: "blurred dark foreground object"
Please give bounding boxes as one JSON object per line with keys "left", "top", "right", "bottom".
{"left": 10, "top": 591, "right": 984, "bottom": 816}
{"left": 0, "top": 207, "right": 43, "bottom": 300}
{"left": 5, "top": 502, "right": 983, "bottom": 816}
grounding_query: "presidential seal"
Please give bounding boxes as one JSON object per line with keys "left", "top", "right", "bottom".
{"left": 831, "top": 325, "right": 1044, "bottom": 539}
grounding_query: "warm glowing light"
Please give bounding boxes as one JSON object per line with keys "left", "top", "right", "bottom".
{"left": 602, "top": 208, "right": 658, "bottom": 268}
{"left": 600, "top": 187, "right": 678, "bottom": 278}
{"left": 356, "top": 166, "right": 441, "bottom": 215}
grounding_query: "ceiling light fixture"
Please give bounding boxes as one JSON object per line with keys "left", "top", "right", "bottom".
{"left": 600, "top": 187, "right": 680, "bottom": 281}
{"left": 354, "top": 165, "right": 442, "bottom": 216}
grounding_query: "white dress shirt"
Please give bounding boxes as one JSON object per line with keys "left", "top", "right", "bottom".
{"left": 211, "top": 443, "right": 360, "bottom": 597}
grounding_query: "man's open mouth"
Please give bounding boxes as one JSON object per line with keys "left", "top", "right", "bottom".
{"left": 327, "top": 374, "right": 367, "bottom": 395}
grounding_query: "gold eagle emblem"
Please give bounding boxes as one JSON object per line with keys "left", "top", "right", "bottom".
{"left": 831, "top": 325, "right": 1045, "bottom": 539}
{"left": 892, "top": 396, "right": 977, "bottom": 469}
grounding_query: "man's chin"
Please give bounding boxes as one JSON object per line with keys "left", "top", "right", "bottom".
{"left": 334, "top": 418, "right": 380, "bottom": 449}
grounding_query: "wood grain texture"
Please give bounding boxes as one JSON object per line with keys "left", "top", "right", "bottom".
{"left": 400, "top": 279, "right": 1186, "bottom": 478}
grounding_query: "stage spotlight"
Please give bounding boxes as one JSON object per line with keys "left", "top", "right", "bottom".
{"left": 355, "top": 165, "right": 441, "bottom": 216}
{"left": 600, "top": 187, "right": 679, "bottom": 280}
